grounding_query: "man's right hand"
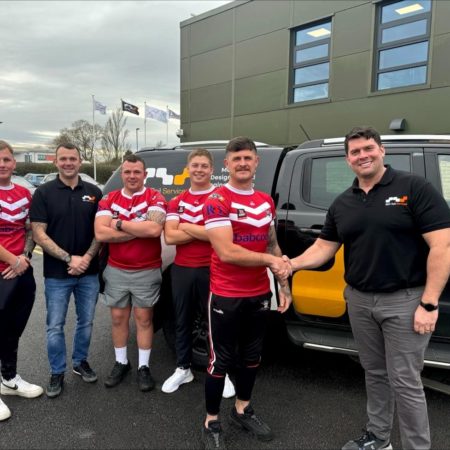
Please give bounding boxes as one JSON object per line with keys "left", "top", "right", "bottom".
{"left": 67, "top": 255, "right": 90, "bottom": 275}
{"left": 269, "top": 256, "right": 292, "bottom": 280}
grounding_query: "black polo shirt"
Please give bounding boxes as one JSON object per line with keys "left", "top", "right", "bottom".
{"left": 320, "top": 166, "right": 450, "bottom": 292}
{"left": 30, "top": 176, "right": 102, "bottom": 279}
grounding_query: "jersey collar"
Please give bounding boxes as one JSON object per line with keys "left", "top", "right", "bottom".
{"left": 224, "top": 183, "right": 254, "bottom": 196}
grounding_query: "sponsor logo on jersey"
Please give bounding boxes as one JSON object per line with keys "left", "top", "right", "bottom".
{"left": 177, "top": 205, "right": 185, "bottom": 214}
{"left": 385, "top": 195, "right": 408, "bottom": 206}
{"left": 237, "top": 208, "right": 246, "bottom": 219}
{"left": 233, "top": 233, "right": 268, "bottom": 243}
{"left": 209, "top": 193, "right": 225, "bottom": 202}
{"left": 206, "top": 204, "right": 226, "bottom": 217}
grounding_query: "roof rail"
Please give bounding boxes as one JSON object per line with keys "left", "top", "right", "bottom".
{"left": 323, "top": 135, "right": 450, "bottom": 146}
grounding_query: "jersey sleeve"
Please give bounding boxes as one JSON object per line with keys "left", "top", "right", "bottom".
{"left": 166, "top": 196, "right": 180, "bottom": 222}
{"left": 204, "top": 192, "right": 231, "bottom": 230}
{"left": 96, "top": 194, "right": 113, "bottom": 218}
{"left": 148, "top": 190, "right": 167, "bottom": 215}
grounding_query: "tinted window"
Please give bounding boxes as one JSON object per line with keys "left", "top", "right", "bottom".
{"left": 308, "top": 154, "right": 411, "bottom": 209}
{"left": 438, "top": 155, "right": 450, "bottom": 205}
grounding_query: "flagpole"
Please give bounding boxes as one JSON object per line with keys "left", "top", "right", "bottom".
{"left": 144, "top": 101, "right": 147, "bottom": 147}
{"left": 92, "top": 94, "right": 97, "bottom": 181}
{"left": 166, "top": 105, "right": 169, "bottom": 146}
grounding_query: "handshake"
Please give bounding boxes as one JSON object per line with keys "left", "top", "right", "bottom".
{"left": 269, "top": 255, "right": 292, "bottom": 281}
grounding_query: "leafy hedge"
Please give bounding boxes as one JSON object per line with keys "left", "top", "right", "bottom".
{"left": 15, "top": 162, "right": 120, "bottom": 184}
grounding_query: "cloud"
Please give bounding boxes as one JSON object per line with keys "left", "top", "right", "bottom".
{"left": 1, "top": 0, "right": 231, "bottom": 149}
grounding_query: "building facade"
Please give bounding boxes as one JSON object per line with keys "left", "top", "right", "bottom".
{"left": 180, "top": 0, "right": 450, "bottom": 145}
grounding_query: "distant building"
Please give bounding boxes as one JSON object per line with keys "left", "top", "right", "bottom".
{"left": 14, "top": 147, "right": 54, "bottom": 163}
{"left": 180, "top": 0, "right": 450, "bottom": 145}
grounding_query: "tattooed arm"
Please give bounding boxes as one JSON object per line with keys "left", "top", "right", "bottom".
{"left": 31, "top": 222, "right": 70, "bottom": 261}
{"left": 23, "top": 223, "right": 36, "bottom": 256}
{"left": 110, "top": 210, "right": 165, "bottom": 239}
{"left": 95, "top": 215, "right": 136, "bottom": 243}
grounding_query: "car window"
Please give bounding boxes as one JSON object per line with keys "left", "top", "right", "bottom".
{"left": 438, "top": 155, "right": 450, "bottom": 205}
{"left": 308, "top": 153, "right": 411, "bottom": 209}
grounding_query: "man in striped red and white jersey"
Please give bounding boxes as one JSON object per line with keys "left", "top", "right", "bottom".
{"left": 162, "top": 149, "right": 234, "bottom": 398}
{"left": 0, "top": 140, "right": 43, "bottom": 422}
{"left": 201, "top": 137, "right": 292, "bottom": 448}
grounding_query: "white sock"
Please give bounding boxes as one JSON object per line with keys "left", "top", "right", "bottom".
{"left": 114, "top": 346, "right": 128, "bottom": 364}
{"left": 138, "top": 348, "right": 151, "bottom": 368}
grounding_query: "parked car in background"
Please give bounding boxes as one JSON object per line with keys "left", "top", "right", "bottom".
{"left": 24, "top": 173, "right": 46, "bottom": 187}
{"left": 12, "top": 175, "right": 36, "bottom": 195}
{"left": 41, "top": 172, "right": 104, "bottom": 190}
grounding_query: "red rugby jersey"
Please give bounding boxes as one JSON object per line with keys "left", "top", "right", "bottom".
{"left": 0, "top": 184, "right": 31, "bottom": 272}
{"left": 203, "top": 183, "right": 275, "bottom": 297}
{"left": 97, "top": 187, "right": 167, "bottom": 270}
{"left": 166, "top": 185, "right": 215, "bottom": 267}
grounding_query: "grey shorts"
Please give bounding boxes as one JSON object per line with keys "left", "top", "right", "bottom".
{"left": 102, "top": 264, "right": 162, "bottom": 308}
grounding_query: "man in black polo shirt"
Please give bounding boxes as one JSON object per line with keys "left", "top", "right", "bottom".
{"left": 290, "top": 126, "right": 450, "bottom": 450}
{"left": 30, "top": 144, "right": 102, "bottom": 398}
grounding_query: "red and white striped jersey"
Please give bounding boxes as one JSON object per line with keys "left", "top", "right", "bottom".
{"left": 204, "top": 183, "right": 275, "bottom": 297}
{"left": 166, "top": 185, "right": 215, "bottom": 267}
{"left": 0, "top": 184, "right": 31, "bottom": 272}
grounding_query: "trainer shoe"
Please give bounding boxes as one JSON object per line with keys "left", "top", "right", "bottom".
{"left": 0, "top": 398, "right": 11, "bottom": 421}
{"left": 46, "top": 374, "right": 64, "bottom": 398}
{"left": 222, "top": 374, "right": 235, "bottom": 399}
{"left": 73, "top": 360, "right": 98, "bottom": 383}
{"left": 137, "top": 366, "right": 155, "bottom": 392}
{"left": 230, "top": 405, "right": 273, "bottom": 442}
{"left": 202, "top": 420, "right": 226, "bottom": 449}
{"left": 162, "top": 367, "right": 194, "bottom": 393}
{"left": 104, "top": 361, "right": 131, "bottom": 388}
{"left": 342, "top": 430, "right": 393, "bottom": 450}
{"left": 1, "top": 374, "right": 43, "bottom": 398}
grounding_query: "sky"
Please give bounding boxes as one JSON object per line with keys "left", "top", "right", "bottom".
{"left": 1, "top": 0, "right": 231, "bottom": 151}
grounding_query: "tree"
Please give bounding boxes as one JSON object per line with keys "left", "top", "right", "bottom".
{"left": 101, "top": 109, "right": 130, "bottom": 162}
{"left": 52, "top": 120, "right": 103, "bottom": 161}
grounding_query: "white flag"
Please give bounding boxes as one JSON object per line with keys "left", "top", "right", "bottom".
{"left": 94, "top": 100, "right": 106, "bottom": 115}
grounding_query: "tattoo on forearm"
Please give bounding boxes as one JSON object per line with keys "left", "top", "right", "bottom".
{"left": 23, "top": 227, "right": 36, "bottom": 255}
{"left": 267, "top": 226, "right": 282, "bottom": 256}
{"left": 86, "top": 238, "right": 100, "bottom": 258}
{"left": 32, "top": 222, "right": 68, "bottom": 260}
{"left": 147, "top": 210, "right": 166, "bottom": 225}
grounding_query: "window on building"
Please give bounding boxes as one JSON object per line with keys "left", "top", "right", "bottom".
{"left": 375, "top": 0, "right": 431, "bottom": 91}
{"left": 291, "top": 19, "right": 332, "bottom": 103}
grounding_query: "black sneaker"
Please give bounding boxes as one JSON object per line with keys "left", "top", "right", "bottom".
{"left": 342, "top": 430, "right": 393, "bottom": 450}
{"left": 46, "top": 374, "right": 64, "bottom": 398}
{"left": 104, "top": 361, "right": 131, "bottom": 388}
{"left": 137, "top": 366, "right": 155, "bottom": 392}
{"left": 73, "top": 360, "right": 98, "bottom": 383}
{"left": 230, "top": 405, "right": 273, "bottom": 442}
{"left": 202, "top": 420, "right": 226, "bottom": 449}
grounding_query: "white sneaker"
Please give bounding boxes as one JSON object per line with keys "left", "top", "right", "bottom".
{"left": 222, "top": 373, "right": 236, "bottom": 399}
{"left": 1, "top": 375, "right": 44, "bottom": 398}
{"left": 161, "top": 368, "right": 194, "bottom": 393}
{"left": 0, "top": 398, "right": 11, "bottom": 421}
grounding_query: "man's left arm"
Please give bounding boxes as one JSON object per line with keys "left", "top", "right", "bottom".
{"left": 414, "top": 228, "right": 450, "bottom": 334}
{"left": 267, "top": 225, "right": 292, "bottom": 313}
{"left": 110, "top": 209, "right": 165, "bottom": 239}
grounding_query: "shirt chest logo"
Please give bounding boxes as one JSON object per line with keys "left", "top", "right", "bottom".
{"left": 385, "top": 195, "right": 408, "bottom": 206}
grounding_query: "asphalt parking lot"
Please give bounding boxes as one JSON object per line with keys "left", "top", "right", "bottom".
{"left": 1, "top": 251, "right": 450, "bottom": 449}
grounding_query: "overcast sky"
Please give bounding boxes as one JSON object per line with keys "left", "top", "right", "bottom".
{"left": 1, "top": 0, "right": 231, "bottom": 151}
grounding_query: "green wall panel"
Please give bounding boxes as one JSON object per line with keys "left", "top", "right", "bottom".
{"left": 292, "top": 0, "right": 366, "bottom": 25}
{"left": 189, "top": 9, "right": 233, "bottom": 56}
{"left": 434, "top": 0, "right": 450, "bottom": 35}
{"left": 235, "top": 0, "right": 291, "bottom": 42}
{"left": 430, "top": 33, "right": 450, "bottom": 87}
{"left": 189, "top": 82, "right": 232, "bottom": 122}
{"left": 189, "top": 118, "right": 231, "bottom": 141}
{"left": 235, "top": 29, "right": 288, "bottom": 79}
{"left": 234, "top": 70, "right": 287, "bottom": 115}
{"left": 190, "top": 46, "right": 233, "bottom": 90}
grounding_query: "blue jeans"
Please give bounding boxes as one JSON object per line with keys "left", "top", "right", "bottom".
{"left": 45, "top": 275, "right": 99, "bottom": 374}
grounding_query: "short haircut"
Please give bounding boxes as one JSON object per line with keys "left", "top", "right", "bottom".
{"left": 187, "top": 148, "right": 213, "bottom": 166}
{"left": 344, "top": 126, "right": 382, "bottom": 154}
{"left": 55, "top": 143, "right": 81, "bottom": 158}
{"left": 226, "top": 136, "right": 257, "bottom": 154}
{"left": 0, "top": 140, "right": 14, "bottom": 155}
{"left": 123, "top": 154, "right": 146, "bottom": 170}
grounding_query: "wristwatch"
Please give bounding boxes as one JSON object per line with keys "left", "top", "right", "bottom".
{"left": 115, "top": 219, "right": 123, "bottom": 231}
{"left": 420, "top": 301, "right": 439, "bottom": 312}
{"left": 63, "top": 254, "right": 72, "bottom": 264}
